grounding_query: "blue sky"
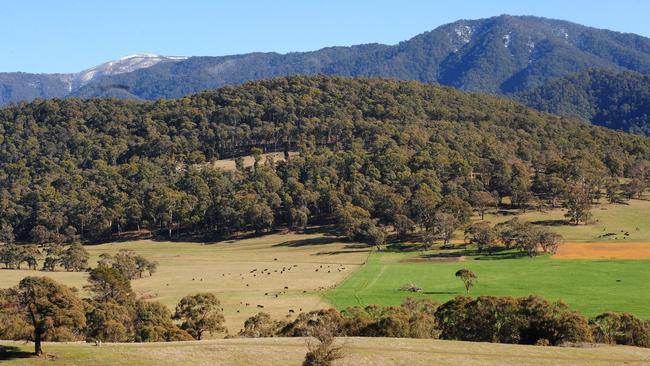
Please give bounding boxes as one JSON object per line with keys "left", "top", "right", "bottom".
{"left": 3, "top": 0, "right": 649, "bottom": 73}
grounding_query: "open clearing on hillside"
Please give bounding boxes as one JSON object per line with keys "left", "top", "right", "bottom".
{"left": 554, "top": 242, "right": 650, "bottom": 259}
{"left": 325, "top": 251, "right": 650, "bottom": 318}
{"left": 204, "top": 151, "right": 299, "bottom": 171}
{"left": 0, "top": 233, "right": 368, "bottom": 333}
{"left": 483, "top": 198, "right": 650, "bottom": 243}
{"left": 2, "top": 338, "right": 650, "bottom": 366}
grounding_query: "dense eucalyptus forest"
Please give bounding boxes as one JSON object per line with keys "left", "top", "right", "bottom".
{"left": 0, "top": 76, "right": 649, "bottom": 245}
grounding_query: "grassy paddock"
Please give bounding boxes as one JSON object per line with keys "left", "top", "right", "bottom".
{"left": 482, "top": 198, "right": 650, "bottom": 243}
{"left": 325, "top": 251, "right": 650, "bottom": 318}
{"left": 0, "top": 233, "right": 368, "bottom": 333}
{"left": 2, "top": 338, "right": 650, "bottom": 366}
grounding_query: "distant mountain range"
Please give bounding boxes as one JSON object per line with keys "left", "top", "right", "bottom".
{"left": 0, "top": 54, "right": 186, "bottom": 105}
{"left": 3, "top": 15, "right": 650, "bottom": 134}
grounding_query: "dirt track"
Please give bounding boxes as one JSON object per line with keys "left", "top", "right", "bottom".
{"left": 553, "top": 242, "right": 650, "bottom": 259}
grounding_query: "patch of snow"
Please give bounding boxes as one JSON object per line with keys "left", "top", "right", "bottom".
{"left": 554, "top": 28, "right": 570, "bottom": 43}
{"left": 526, "top": 38, "right": 535, "bottom": 55}
{"left": 72, "top": 54, "right": 187, "bottom": 88}
{"left": 503, "top": 32, "right": 512, "bottom": 48}
{"left": 453, "top": 25, "right": 474, "bottom": 44}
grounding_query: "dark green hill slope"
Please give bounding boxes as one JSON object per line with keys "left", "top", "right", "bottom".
{"left": 517, "top": 69, "right": 650, "bottom": 135}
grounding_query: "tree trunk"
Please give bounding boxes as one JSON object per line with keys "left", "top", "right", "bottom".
{"left": 34, "top": 330, "right": 42, "bottom": 356}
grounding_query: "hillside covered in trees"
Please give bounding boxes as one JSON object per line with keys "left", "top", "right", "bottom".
{"left": 517, "top": 69, "right": 650, "bottom": 135}
{"left": 0, "top": 75, "right": 649, "bottom": 245}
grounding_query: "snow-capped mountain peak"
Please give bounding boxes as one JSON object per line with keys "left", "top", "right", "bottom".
{"left": 70, "top": 53, "right": 187, "bottom": 89}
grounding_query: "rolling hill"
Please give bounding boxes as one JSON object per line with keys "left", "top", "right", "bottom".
{"left": 1, "top": 75, "right": 648, "bottom": 243}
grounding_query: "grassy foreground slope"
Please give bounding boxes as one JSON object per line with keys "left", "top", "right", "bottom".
{"left": 3, "top": 338, "right": 650, "bottom": 366}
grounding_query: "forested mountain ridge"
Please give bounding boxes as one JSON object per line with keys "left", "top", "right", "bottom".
{"left": 5, "top": 15, "right": 650, "bottom": 104}
{"left": 71, "top": 15, "right": 650, "bottom": 99}
{"left": 0, "top": 54, "right": 185, "bottom": 105}
{"left": 516, "top": 68, "right": 650, "bottom": 135}
{"left": 0, "top": 76, "right": 648, "bottom": 244}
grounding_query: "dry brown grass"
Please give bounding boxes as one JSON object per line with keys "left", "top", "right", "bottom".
{"left": 2, "top": 337, "right": 650, "bottom": 366}
{"left": 0, "top": 232, "right": 369, "bottom": 334}
{"left": 205, "top": 151, "right": 299, "bottom": 171}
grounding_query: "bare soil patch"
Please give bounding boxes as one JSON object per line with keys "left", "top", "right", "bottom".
{"left": 553, "top": 242, "right": 650, "bottom": 260}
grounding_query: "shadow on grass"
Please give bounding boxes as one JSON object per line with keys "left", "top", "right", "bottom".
{"left": 473, "top": 252, "right": 530, "bottom": 260}
{"left": 530, "top": 219, "right": 570, "bottom": 227}
{"left": 0, "top": 345, "right": 33, "bottom": 361}
{"left": 314, "top": 249, "right": 372, "bottom": 256}
{"left": 80, "top": 222, "right": 341, "bottom": 246}
{"left": 273, "top": 236, "right": 340, "bottom": 247}
{"left": 423, "top": 291, "right": 459, "bottom": 295}
{"left": 418, "top": 248, "right": 529, "bottom": 261}
{"left": 384, "top": 243, "right": 426, "bottom": 252}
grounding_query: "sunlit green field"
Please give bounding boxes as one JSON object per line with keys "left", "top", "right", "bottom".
{"left": 3, "top": 338, "right": 650, "bottom": 366}
{"left": 325, "top": 251, "right": 650, "bottom": 318}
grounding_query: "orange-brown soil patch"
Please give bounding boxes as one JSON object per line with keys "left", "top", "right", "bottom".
{"left": 553, "top": 242, "right": 650, "bottom": 259}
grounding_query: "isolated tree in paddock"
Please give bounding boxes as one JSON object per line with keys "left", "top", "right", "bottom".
{"left": 173, "top": 293, "right": 225, "bottom": 340}
{"left": 60, "top": 242, "right": 89, "bottom": 271}
{"left": 470, "top": 191, "right": 495, "bottom": 220}
{"left": 302, "top": 321, "right": 344, "bottom": 366}
{"left": 112, "top": 249, "right": 139, "bottom": 279}
{"left": 145, "top": 261, "right": 158, "bottom": 276}
{"left": 455, "top": 269, "right": 478, "bottom": 294}
{"left": 134, "top": 255, "right": 158, "bottom": 278}
{"left": 17, "top": 277, "right": 86, "bottom": 355}
{"left": 564, "top": 183, "right": 592, "bottom": 225}
{"left": 86, "top": 265, "right": 135, "bottom": 304}
{"left": 537, "top": 231, "right": 563, "bottom": 254}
